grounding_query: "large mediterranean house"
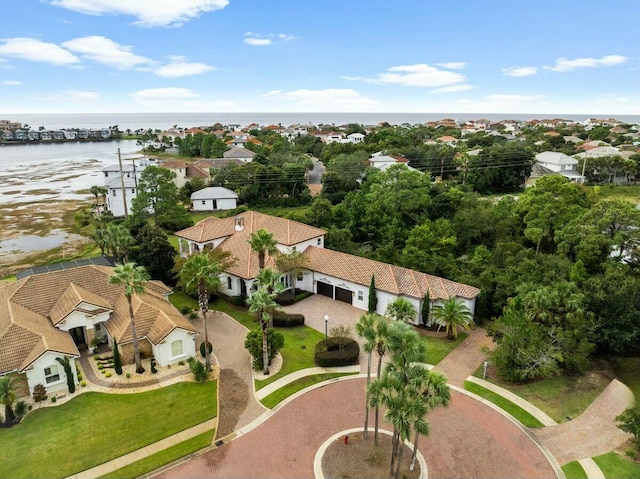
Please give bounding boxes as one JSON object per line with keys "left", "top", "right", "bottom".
{"left": 175, "top": 211, "right": 480, "bottom": 323}
{"left": 0, "top": 266, "right": 197, "bottom": 396}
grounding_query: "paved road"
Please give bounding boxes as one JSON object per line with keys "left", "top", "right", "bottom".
{"left": 307, "top": 157, "right": 324, "bottom": 184}
{"left": 156, "top": 377, "right": 556, "bottom": 479}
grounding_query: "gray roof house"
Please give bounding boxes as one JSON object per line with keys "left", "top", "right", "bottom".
{"left": 191, "top": 187, "right": 239, "bottom": 212}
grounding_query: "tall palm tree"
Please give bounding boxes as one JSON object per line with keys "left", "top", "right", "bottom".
{"left": 248, "top": 228, "right": 277, "bottom": 270}
{"left": 385, "top": 297, "right": 417, "bottom": 324}
{"left": 431, "top": 297, "right": 473, "bottom": 340}
{"left": 180, "top": 252, "right": 223, "bottom": 372}
{"left": 355, "top": 313, "right": 379, "bottom": 439}
{"left": 246, "top": 285, "right": 281, "bottom": 375}
{"left": 104, "top": 224, "right": 135, "bottom": 262}
{"left": 0, "top": 375, "right": 21, "bottom": 425}
{"left": 255, "top": 268, "right": 286, "bottom": 327}
{"left": 90, "top": 185, "right": 101, "bottom": 215}
{"left": 109, "top": 263, "right": 149, "bottom": 374}
{"left": 371, "top": 316, "right": 393, "bottom": 445}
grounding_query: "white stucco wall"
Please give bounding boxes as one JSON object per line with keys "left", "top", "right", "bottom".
{"left": 106, "top": 187, "right": 139, "bottom": 217}
{"left": 152, "top": 329, "right": 196, "bottom": 367}
{"left": 192, "top": 197, "right": 237, "bottom": 211}
{"left": 55, "top": 306, "right": 110, "bottom": 334}
{"left": 275, "top": 236, "right": 324, "bottom": 254}
{"left": 24, "top": 352, "right": 78, "bottom": 395}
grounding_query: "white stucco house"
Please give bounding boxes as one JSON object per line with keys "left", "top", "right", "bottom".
{"left": 0, "top": 266, "right": 197, "bottom": 396}
{"left": 191, "top": 187, "right": 239, "bottom": 211}
{"left": 175, "top": 211, "right": 480, "bottom": 325}
{"left": 223, "top": 146, "right": 255, "bottom": 163}
{"left": 534, "top": 151, "right": 584, "bottom": 183}
{"left": 103, "top": 157, "right": 157, "bottom": 217}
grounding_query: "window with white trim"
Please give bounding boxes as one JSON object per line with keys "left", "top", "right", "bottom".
{"left": 171, "top": 340, "right": 183, "bottom": 357}
{"left": 357, "top": 290, "right": 364, "bottom": 302}
{"left": 44, "top": 365, "right": 61, "bottom": 384}
{"left": 297, "top": 271, "right": 303, "bottom": 281}
{"left": 317, "top": 238, "right": 321, "bottom": 246}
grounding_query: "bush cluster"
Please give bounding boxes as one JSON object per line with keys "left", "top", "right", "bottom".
{"left": 314, "top": 338, "right": 360, "bottom": 367}
{"left": 272, "top": 310, "right": 305, "bottom": 327}
{"left": 32, "top": 384, "right": 47, "bottom": 402}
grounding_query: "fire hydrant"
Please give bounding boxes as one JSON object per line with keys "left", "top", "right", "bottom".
{"left": 344, "top": 435, "right": 349, "bottom": 445}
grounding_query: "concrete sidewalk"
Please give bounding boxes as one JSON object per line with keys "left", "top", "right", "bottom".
{"left": 255, "top": 365, "right": 361, "bottom": 400}
{"left": 63, "top": 419, "right": 216, "bottom": 479}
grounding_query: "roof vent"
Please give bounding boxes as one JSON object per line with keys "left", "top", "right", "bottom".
{"left": 235, "top": 216, "right": 245, "bottom": 231}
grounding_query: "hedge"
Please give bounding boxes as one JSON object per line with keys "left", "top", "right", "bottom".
{"left": 272, "top": 310, "right": 305, "bottom": 327}
{"left": 314, "top": 337, "right": 360, "bottom": 367}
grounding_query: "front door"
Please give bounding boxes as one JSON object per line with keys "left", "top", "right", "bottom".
{"left": 69, "top": 326, "right": 86, "bottom": 347}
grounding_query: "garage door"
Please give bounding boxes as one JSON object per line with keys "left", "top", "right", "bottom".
{"left": 335, "top": 286, "right": 353, "bottom": 304}
{"left": 317, "top": 281, "right": 334, "bottom": 298}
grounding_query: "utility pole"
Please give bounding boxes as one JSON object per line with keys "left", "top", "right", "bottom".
{"left": 118, "top": 147, "right": 129, "bottom": 218}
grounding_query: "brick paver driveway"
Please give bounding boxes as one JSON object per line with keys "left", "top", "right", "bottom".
{"left": 156, "top": 377, "right": 557, "bottom": 479}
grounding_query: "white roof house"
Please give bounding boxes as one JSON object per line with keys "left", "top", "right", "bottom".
{"left": 191, "top": 187, "right": 239, "bottom": 211}
{"left": 535, "top": 151, "right": 584, "bottom": 183}
{"left": 223, "top": 146, "right": 255, "bottom": 163}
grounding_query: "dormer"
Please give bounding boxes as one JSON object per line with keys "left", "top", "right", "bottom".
{"left": 235, "top": 216, "right": 245, "bottom": 231}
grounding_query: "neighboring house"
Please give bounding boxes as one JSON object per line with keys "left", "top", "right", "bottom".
{"left": 103, "top": 157, "right": 156, "bottom": 217}
{"left": 161, "top": 160, "right": 189, "bottom": 188}
{"left": 574, "top": 147, "right": 636, "bottom": 183}
{"left": 346, "top": 132, "right": 365, "bottom": 143}
{"left": 0, "top": 266, "right": 197, "bottom": 396}
{"left": 223, "top": 146, "right": 255, "bottom": 162}
{"left": 436, "top": 135, "right": 458, "bottom": 146}
{"left": 367, "top": 154, "right": 418, "bottom": 173}
{"left": 525, "top": 163, "right": 560, "bottom": 187}
{"left": 191, "top": 187, "right": 238, "bottom": 211}
{"left": 175, "top": 211, "right": 480, "bottom": 325}
{"left": 534, "top": 151, "right": 584, "bottom": 183}
{"left": 27, "top": 130, "right": 40, "bottom": 141}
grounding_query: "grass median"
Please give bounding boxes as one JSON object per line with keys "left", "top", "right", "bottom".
{"left": 260, "top": 372, "right": 358, "bottom": 408}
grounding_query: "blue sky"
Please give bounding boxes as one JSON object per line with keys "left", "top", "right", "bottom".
{"left": 0, "top": 0, "right": 638, "bottom": 115}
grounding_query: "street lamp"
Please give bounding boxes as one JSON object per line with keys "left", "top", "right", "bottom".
{"left": 324, "top": 314, "right": 329, "bottom": 345}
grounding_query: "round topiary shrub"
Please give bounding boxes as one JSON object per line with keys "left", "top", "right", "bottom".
{"left": 314, "top": 338, "right": 360, "bottom": 367}
{"left": 200, "top": 341, "right": 213, "bottom": 358}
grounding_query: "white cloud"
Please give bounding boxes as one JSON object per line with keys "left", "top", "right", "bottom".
{"left": 502, "top": 66, "right": 538, "bottom": 77}
{"left": 62, "top": 36, "right": 154, "bottom": 69}
{"left": 264, "top": 88, "right": 378, "bottom": 109}
{"left": 49, "top": 0, "right": 229, "bottom": 27}
{"left": 544, "top": 55, "right": 627, "bottom": 72}
{"left": 244, "top": 38, "right": 272, "bottom": 46}
{"left": 435, "top": 62, "right": 466, "bottom": 70}
{"left": 431, "top": 84, "right": 473, "bottom": 93}
{"left": 155, "top": 57, "right": 215, "bottom": 77}
{"left": 0, "top": 37, "right": 79, "bottom": 65}
{"left": 130, "top": 87, "right": 200, "bottom": 102}
{"left": 244, "top": 32, "right": 295, "bottom": 46}
{"left": 1, "top": 80, "right": 23, "bottom": 85}
{"left": 346, "top": 64, "right": 466, "bottom": 88}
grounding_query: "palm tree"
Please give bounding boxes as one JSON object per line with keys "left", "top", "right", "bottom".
{"left": 104, "top": 224, "right": 135, "bottom": 262}
{"left": 248, "top": 229, "right": 277, "bottom": 269}
{"left": 246, "top": 285, "right": 281, "bottom": 375}
{"left": 0, "top": 375, "right": 21, "bottom": 425}
{"left": 355, "top": 313, "right": 379, "bottom": 439}
{"left": 431, "top": 297, "right": 473, "bottom": 340}
{"left": 109, "top": 263, "right": 149, "bottom": 374}
{"left": 90, "top": 185, "right": 101, "bottom": 214}
{"left": 371, "top": 316, "right": 393, "bottom": 445}
{"left": 255, "top": 268, "right": 286, "bottom": 327}
{"left": 274, "top": 250, "right": 308, "bottom": 300}
{"left": 180, "top": 252, "right": 223, "bottom": 372}
{"left": 385, "top": 297, "right": 417, "bottom": 324}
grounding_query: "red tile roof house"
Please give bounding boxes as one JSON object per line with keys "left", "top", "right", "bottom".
{"left": 0, "top": 266, "right": 197, "bottom": 396}
{"left": 175, "top": 211, "right": 480, "bottom": 325}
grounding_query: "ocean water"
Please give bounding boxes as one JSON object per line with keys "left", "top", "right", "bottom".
{"left": 4, "top": 112, "right": 640, "bottom": 133}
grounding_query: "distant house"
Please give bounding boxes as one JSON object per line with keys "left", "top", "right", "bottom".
{"left": 436, "top": 136, "right": 458, "bottom": 146}
{"left": 347, "top": 132, "right": 365, "bottom": 143}
{"left": 0, "top": 265, "right": 197, "bottom": 396}
{"left": 103, "top": 158, "right": 156, "bottom": 217}
{"left": 525, "top": 163, "right": 560, "bottom": 187}
{"left": 191, "top": 187, "right": 239, "bottom": 211}
{"left": 223, "top": 146, "right": 255, "bottom": 162}
{"left": 534, "top": 151, "right": 584, "bottom": 183}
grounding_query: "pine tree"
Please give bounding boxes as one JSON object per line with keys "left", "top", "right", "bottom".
{"left": 113, "top": 337, "right": 123, "bottom": 375}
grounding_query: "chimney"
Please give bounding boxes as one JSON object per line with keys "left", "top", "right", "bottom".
{"left": 235, "top": 216, "right": 245, "bottom": 231}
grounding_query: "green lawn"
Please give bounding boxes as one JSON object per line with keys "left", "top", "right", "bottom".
{"left": 562, "top": 460, "right": 588, "bottom": 479}
{"left": 463, "top": 381, "right": 545, "bottom": 427}
{"left": 99, "top": 430, "right": 214, "bottom": 479}
{"left": 0, "top": 382, "right": 217, "bottom": 479}
{"left": 418, "top": 331, "right": 467, "bottom": 365}
{"left": 255, "top": 326, "right": 327, "bottom": 390}
{"left": 593, "top": 452, "right": 640, "bottom": 479}
{"left": 478, "top": 369, "right": 611, "bottom": 423}
{"left": 594, "top": 185, "right": 640, "bottom": 203}
{"left": 614, "top": 357, "right": 640, "bottom": 401}
{"left": 169, "top": 290, "right": 199, "bottom": 312}
{"left": 260, "top": 372, "right": 357, "bottom": 408}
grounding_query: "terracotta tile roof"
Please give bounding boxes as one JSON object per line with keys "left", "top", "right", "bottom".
{"left": 0, "top": 265, "right": 194, "bottom": 374}
{"left": 303, "top": 246, "right": 480, "bottom": 300}
{"left": 175, "top": 211, "right": 326, "bottom": 279}
{"left": 161, "top": 160, "right": 188, "bottom": 169}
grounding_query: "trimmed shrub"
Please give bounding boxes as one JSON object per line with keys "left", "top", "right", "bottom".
{"left": 229, "top": 294, "right": 247, "bottom": 306}
{"left": 126, "top": 373, "right": 131, "bottom": 379}
{"left": 180, "top": 306, "right": 191, "bottom": 315}
{"left": 244, "top": 328, "right": 285, "bottom": 371}
{"left": 272, "top": 310, "right": 305, "bottom": 327}
{"left": 13, "top": 400, "right": 27, "bottom": 419}
{"left": 189, "top": 311, "right": 199, "bottom": 320}
{"left": 51, "top": 396, "right": 57, "bottom": 403}
{"left": 200, "top": 341, "right": 213, "bottom": 358}
{"left": 314, "top": 338, "right": 360, "bottom": 367}
{"left": 105, "top": 371, "right": 112, "bottom": 378}
{"left": 81, "top": 381, "right": 87, "bottom": 387}
{"left": 32, "top": 384, "right": 47, "bottom": 402}
{"left": 188, "top": 357, "right": 209, "bottom": 382}
{"left": 275, "top": 288, "right": 311, "bottom": 306}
